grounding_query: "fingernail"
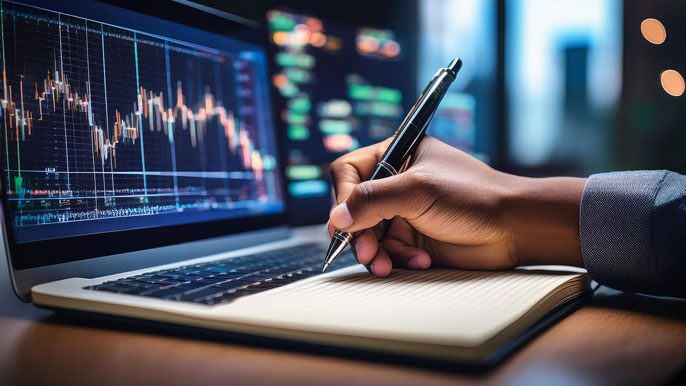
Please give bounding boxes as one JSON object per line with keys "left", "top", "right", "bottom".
{"left": 354, "top": 239, "right": 363, "bottom": 257}
{"left": 330, "top": 203, "right": 353, "bottom": 229}
{"left": 407, "top": 255, "right": 428, "bottom": 270}
{"left": 370, "top": 263, "right": 377, "bottom": 276}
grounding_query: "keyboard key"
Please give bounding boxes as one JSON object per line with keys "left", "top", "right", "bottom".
{"left": 140, "top": 286, "right": 189, "bottom": 299}
{"left": 241, "top": 274, "right": 276, "bottom": 281}
{"left": 210, "top": 272, "right": 247, "bottom": 280}
{"left": 157, "top": 273, "right": 181, "bottom": 279}
{"left": 173, "top": 282, "right": 208, "bottom": 291}
{"left": 195, "top": 278, "right": 228, "bottom": 285}
{"left": 264, "top": 268, "right": 293, "bottom": 274}
{"left": 94, "top": 283, "right": 147, "bottom": 294}
{"left": 212, "top": 281, "right": 250, "bottom": 290}
{"left": 172, "top": 269, "right": 202, "bottom": 275}
{"left": 108, "top": 280, "right": 150, "bottom": 288}
{"left": 133, "top": 277, "right": 169, "bottom": 285}
{"left": 204, "top": 266, "right": 235, "bottom": 274}
{"left": 178, "top": 287, "right": 227, "bottom": 302}
{"left": 174, "top": 275, "right": 205, "bottom": 282}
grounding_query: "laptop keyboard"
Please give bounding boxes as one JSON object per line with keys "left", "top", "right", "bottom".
{"left": 85, "top": 243, "right": 356, "bottom": 305}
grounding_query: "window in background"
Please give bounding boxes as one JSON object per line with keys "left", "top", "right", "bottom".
{"left": 506, "top": 0, "right": 622, "bottom": 174}
{"left": 418, "top": 0, "right": 497, "bottom": 162}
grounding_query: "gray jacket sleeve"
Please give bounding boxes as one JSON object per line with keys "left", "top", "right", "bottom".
{"left": 579, "top": 170, "right": 686, "bottom": 297}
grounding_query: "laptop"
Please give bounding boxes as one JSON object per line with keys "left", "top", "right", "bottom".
{"left": 0, "top": 1, "right": 353, "bottom": 317}
{"left": 1, "top": 0, "right": 589, "bottom": 367}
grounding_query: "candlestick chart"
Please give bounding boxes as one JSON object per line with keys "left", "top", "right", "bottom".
{"left": 0, "top": 1, "right": 282, "bottom": 242}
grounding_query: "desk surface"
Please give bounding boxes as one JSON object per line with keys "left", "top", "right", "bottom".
{"left": 1, "top": 259, "right": 684, "bottom": 385}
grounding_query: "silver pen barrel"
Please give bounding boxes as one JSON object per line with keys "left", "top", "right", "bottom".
{"left": 322, "top": 230, "right": 353, "bottom": 271}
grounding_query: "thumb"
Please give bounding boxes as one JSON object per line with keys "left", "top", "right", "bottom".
{"left": 329, "top": 174, "right": 425, "bottom": 232}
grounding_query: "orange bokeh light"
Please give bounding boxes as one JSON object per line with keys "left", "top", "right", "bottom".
{"left": 306, "top": 17, "right": 323, "bottom": 32}
{"left": 381, "top": 40, "right": 400, "bottom": 58}
{"left": 271, "top": 31, "right": 289, "bottom": 46}
{"left": 324, "top": 36, "right": 342, "bottom": 52}
{"left": 272, "top": 74, "right": 288, "bottom": 89}
{"left": 660, "top": 69, "right": 685, "bottom": 97}
{"left": 641, "top": 18, "right": 666, "bottom": 45}
{"left": 323, "top": 134, "right": 354, "bottom": 152}
{"left": 310, "top": 32, "right": 327, "bottom": 48}
{"left": 357, "top": 37, "right": 379, "bottom": 54}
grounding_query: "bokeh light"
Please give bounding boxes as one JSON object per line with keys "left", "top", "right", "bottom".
{"left": 309, "top": 32, "right": 327, "bottom": 47}
{"left": 272, "top": 74, "right": 288, "bottom": 89}
{"left": 660, "top": 69, "right": 685, "bottom": 96}
{"left": 355, "top": 28, "right": 400, "bottom": 59}
{"left": 641, "top": 18, "right": 666, "bottom": 45}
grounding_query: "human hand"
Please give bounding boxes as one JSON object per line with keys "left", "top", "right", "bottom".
{"left": 327, "top": 136, "right": 586, "bottom": 277}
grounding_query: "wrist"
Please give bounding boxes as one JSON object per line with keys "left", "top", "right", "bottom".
{"left": 502, "top": 175, "right": 587, "bottom": 267}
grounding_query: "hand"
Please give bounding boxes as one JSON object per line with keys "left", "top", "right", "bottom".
{"left": 327, "top": 136, "right": 586, "bottom": 277}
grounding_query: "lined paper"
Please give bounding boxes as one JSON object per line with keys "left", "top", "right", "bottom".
{"left": 219, "top": 265, "right": 587, "bottom": 347}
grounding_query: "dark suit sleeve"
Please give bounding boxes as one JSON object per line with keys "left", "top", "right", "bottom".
{"left": 579, "top": 170, "right": 686, "bottom": 297}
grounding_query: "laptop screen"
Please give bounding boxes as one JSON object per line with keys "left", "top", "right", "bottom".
{"left": 0, "top": 0, "right": 286, "bottom": 269}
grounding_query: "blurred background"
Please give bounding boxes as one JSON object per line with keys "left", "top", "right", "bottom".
{"left": 116, "top": 0, "right": 686, "bottom": 224}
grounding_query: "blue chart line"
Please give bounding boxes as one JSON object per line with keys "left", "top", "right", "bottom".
{"left": 0, "top": 1, "right": 281, "bottom": 236}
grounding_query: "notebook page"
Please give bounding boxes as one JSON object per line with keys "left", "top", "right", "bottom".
{"left": 219, "top": 265, "right": 586, "bottom": 347}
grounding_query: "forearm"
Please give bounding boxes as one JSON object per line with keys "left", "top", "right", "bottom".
{"left": 501, "top": 170, "right": 685, "bottom": 298}
{"left": 503, "top": 175, "right": 587, "bottom": 267}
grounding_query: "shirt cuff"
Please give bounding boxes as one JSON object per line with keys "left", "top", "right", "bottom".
{"left": 579, "top": 171, "right": 668, "bottom": 294}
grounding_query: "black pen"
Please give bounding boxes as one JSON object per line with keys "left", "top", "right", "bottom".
{"left": 322, "top": 58, "right": 462, "bottom": 272}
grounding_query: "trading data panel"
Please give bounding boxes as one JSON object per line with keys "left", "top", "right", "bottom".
{"left": 267, "top": 9, "right": 414, "bottom": 224}
{"left": 0, "top": 1, "right": 283, "bottom": 243}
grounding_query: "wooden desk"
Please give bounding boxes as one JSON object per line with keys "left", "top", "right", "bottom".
{"left": 1, "top": 261, "right": 684, "bottom": 385}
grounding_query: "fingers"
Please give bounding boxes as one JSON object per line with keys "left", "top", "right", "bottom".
{"left": 349, "top": 226, "right": 432, "bottom": 276}
{"left": 368, "top": 245, "right": 393, "bottom": 277}
{"left": 329, "top": 174, "right": 425, "bottom": 233}
{"left": 329, "top": 138, "right": 392, "bottom": 205}
{"left": 340, "top": 228, "right": 391, "bottom": 277}
{"left": 382, "top": 237, "right": 432, "bottom": 270}
{"left": 351, "top": 229, "right": 379, "bottom": 265}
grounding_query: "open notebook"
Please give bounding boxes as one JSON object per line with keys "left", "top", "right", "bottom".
{"left": 34, "top": 265, "right": 589, "bottom": 365}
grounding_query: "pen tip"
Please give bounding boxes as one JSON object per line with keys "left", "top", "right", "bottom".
{"left": 321, "top": 262, "right": 330, "bottom": 272}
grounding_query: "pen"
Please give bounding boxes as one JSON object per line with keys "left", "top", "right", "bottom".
{"left": 322, "top": 58, "right": 462, "bottom": 272}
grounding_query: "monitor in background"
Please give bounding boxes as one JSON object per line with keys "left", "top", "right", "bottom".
{"left": 0, "top": 0, "right": 284, "bottom": 268}
{"left": 266, "top": 8, "right": 417, "bottom": 225}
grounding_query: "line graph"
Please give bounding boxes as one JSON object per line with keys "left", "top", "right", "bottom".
{"left": 0, "top": 1, "right": 281, "bottom": 239}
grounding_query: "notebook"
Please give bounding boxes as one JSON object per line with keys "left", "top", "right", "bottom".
{"left": 34, "top": 263, "right": 589, "bottom": 365}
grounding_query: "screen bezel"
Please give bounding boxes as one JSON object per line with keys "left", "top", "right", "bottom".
{"left": 0, "top": 0, "right": 288, "bottom": 271}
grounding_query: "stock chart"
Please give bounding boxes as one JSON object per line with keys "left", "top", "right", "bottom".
{"left": 0, "top": 1, "right": 282, "bottom": 242}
